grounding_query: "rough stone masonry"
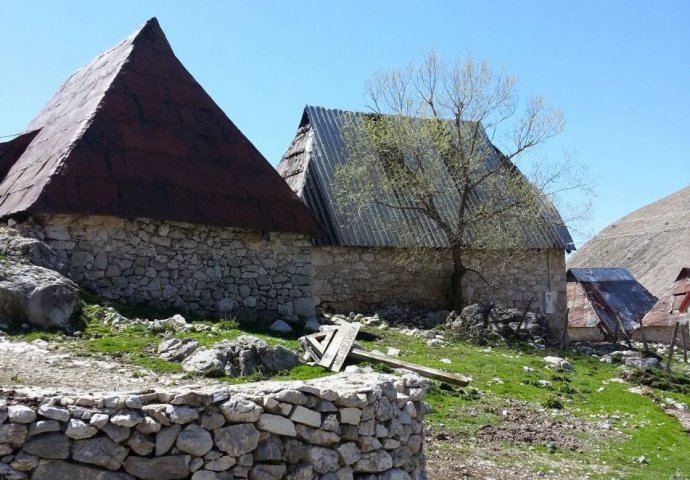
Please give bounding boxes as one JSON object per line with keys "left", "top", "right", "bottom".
{"left": 0, "top": 373, "right": 429, "bottom": 480}
{"left": 14, "top": 215, "right": 316, "bottom": 324}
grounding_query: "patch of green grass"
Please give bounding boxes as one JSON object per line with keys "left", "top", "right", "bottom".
{"left": 356, "top": 325, "right": 690, "bottom": 479}
{"left": 5, "top": 296, "right": 690, "bottom": 478}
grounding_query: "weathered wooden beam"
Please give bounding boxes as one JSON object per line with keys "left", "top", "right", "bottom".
{"left": 666, "top": 321, "right": 680, "bottom": 371}
{"left": 637, "top": 317, "right": 650, "bottom": 353}
{"left": 349, "top": 348, "right": 470, "bottom": 386}
{"left": 318, "top": 323, "right": 360, "bottom": 371}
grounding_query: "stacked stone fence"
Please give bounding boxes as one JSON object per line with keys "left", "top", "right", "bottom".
{"left": 0, "top": 374, "right": 428, "bottom": 480}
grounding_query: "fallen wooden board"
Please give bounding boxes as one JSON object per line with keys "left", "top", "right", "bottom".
{"left": 349, "top": 348, "right": 470, "bottom": 386}
{"left": 301, "top": 324, "right": 470, "bottom": 385}
{"left": 318, "top": 323, "right": 360, "bottom": 371}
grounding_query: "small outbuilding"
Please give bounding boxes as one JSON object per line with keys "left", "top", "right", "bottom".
{"left": 0, "top": 18, "right": 320, "bottom": 321}
{"left": 639, "top": 268, "right": 690, "bottom": 343}
{"left": 278, "top": 106, "right": 574, "bottom": 336}
{"left": 566, "top": 268, "right": 657, "bottom": 342}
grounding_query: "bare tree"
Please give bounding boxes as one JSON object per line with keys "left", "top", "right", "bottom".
{"left": 333, "top": 53, "right": 591, "bottom": 309}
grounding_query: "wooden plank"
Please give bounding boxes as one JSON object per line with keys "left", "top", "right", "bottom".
{"left": 303, "top": 337, "right": 325, "bottom": 362}
{"left": 349, "top": 348, "right": 470, "bottom": 386}
{"left": 318, "top": 323, "right": 360, "bottom": 370}
{"left": 313, "top": 330, "right": 336, "bottom": 355}
{"left": 615, "top": 314, "right": 634, "bottom": 349}
{"left": 302, "top": 330, "right": 337, "bottom": 363}
{"left": 637, "top": 317, "right": 650, "bottom": 353}
{"left": 330, "top": 323, "right": 361, "bottom": 372}
{"left": 681, "top": 323, "right": 689, "bottom": 364}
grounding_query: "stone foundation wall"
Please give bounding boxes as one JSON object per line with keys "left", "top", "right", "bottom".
{"left": 0, "top": 374, "right": 428, "bottom": 480}
{"left": 567, "top": 327, "right": 605, "bottom": 343}
{"left": 14, "top": 215, "right": 314, "bottom": 322}
{"left": 313, "top": 246, "right": 567, "bottom": 337}
{"left": 632, "top": 327, "right": 675, "bottom": 345}
{"left": 312, "top": 247, "right": 451, "bottom": 312}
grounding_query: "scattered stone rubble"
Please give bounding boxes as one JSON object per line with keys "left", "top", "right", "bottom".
{"left": 446, "top": 304, "right": 549, "bottom": 346}
{"left": 322, "top": 303, "right": 549, "bottom": 349}
{"left": 159, "top": 336, "right": 301, "bottom": 378}
{"left": 572, "top": 342, "right": 666, "bottom": 370}
{"left": 0, "top": 373, "right": 430, "bottom": 480}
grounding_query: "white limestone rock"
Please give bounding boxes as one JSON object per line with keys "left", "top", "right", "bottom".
{"left": 182, "top": 349, "right": 226, "bottom": 377}
{"left": 71, "top": 436, "right": 129, "bottom": 470}
{"left": 0, "top": 259, "right": 80, "bottom": 332}
{"left": 176, "top": 424, "right": 213, "bottom": 457}
{"left": 256, "top": 414, "right": 297, "bottom": 437}
{"left": 213, "top": 423, "right": 260, "bottom": 456}
{"left": 65, "top": 419, "right": 98, "bottom": 439}
{"left": 308, "top": 446, "right": 339, "bottom": 474}
{"left": 7, "top": 406, "right": 36, "bottom": 424}
{"left": 289, "top": 406, "right": 321, "bottom": 428}
{"left": 269, "top": 320, "right": 293, "bottom": 333}
{"left": 220, "top": 398, "right": 262, "bottom": 423}
{"left": 37, "top": 405, "right": 69, "bottom": 423}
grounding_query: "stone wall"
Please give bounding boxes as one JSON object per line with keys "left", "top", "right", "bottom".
{"left": 14, "top": 215, "right": 314, "bottom": 322}
{"left": 313, "top": 246, "right": 567, "bottom": 337}
{"left": 0, "top": 373, "right": 429, "bottom": 480}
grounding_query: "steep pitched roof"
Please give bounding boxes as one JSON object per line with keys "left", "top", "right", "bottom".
{"left": 277, "top": 105, "right": 574, "bottom": 249}
{"left": 566, "top": 267, "right": 657, "bottom": 337}
{"left": 641, "top": 268, "right": 690, "bottom": 328}
{"left": 569, "top": 185, "right": 690, "bottom": 297}
{"left": 0, "top": 18, "right": 320, "bottom": 236}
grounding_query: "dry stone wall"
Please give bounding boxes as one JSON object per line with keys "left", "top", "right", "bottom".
{"left": 0, "top": 373, "right": 429, "bottom": 480}
{"left": 14, "top": 215, "right": 315, "bottom": 322}
{"left": 313, "top": 246, "right": 567, "bottom": 337}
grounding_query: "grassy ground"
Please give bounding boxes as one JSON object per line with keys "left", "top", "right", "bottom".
{"left": 7, "top": 299, "right": 690, "bottom": 479}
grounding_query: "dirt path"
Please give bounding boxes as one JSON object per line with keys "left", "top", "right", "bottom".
{"left": 0, "top": 336, "right": 215, "bottom": 395}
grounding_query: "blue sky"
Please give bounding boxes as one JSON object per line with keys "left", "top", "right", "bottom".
{"left": 1, "top": 1, "right": 688, "bottom": 246}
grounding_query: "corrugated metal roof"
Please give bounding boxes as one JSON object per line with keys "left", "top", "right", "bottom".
{"left": 0, "top": 18, "right": 321, "bottom": 237}
{"left": 277, "top": 105, "right": 575, "bottom": 250}
{"left": 567, "top": 268, "right": 636, "bottom": 283}
{"left": 641, "top": 268, "right": 690, "bottom": 327}
{"left": 567, "top": 267, "right": 657, "bottom": 337}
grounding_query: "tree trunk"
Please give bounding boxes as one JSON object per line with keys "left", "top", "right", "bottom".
{"left": 450, "top": 248, "right": 467, "bottom": 310}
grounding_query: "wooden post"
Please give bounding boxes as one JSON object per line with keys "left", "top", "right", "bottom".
{"left": 612, "top": 317, "right": 620, "bottom": 345}
{"left": 560, "top": 308, "right": 570, "bottom": 351}
{"left": 513, "top": 297, "right": 535, "bottom": 340}
{"left": 615, "top": 314, "right": 634, "bottom": 350}
{"left": 666, "top": 321, "right": 680, "bottom": 371}
{"left": 637, "top": 317, "right": 650, "bottom": 353}
{"left": 680, "top": 322, "right": 689, "bottom": 364}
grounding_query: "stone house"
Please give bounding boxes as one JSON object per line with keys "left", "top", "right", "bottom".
{"left": 566, "top": 268, "right": 657, "bottom": 342}
{"left": 0, "top": 19, "right": 321, "bottom": 322}
{"left": 639, "top": 268, "right": 690, "bottom": 344}
{"left": 277, "top": 106, "right": 574, "bottom": 336}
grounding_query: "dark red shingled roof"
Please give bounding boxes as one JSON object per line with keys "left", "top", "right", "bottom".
{"left": 0, "top": 18, "right": 321, "bottom": 236}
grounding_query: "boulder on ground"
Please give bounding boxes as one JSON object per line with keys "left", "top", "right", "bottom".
{"left": 182, "top": 349, "right": 226, "bottom": 377}
{"left": 158, "top": 338, "right": 200, "bottom": 362}
{"left": 177, "top": 336, "right": 300, "bottom": 377}
{"left": 222, "top": 335, "right": 300, "bottom": 377}
{"left": 0, "top": 257, "right": 81, "bottom": 332}
{"left": 269, "top": 320, "right": 293, "bottom": 334}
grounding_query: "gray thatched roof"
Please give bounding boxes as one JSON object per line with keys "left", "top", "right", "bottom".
{"left": 569, "top": 185, "right": 690, "bottom": 297}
